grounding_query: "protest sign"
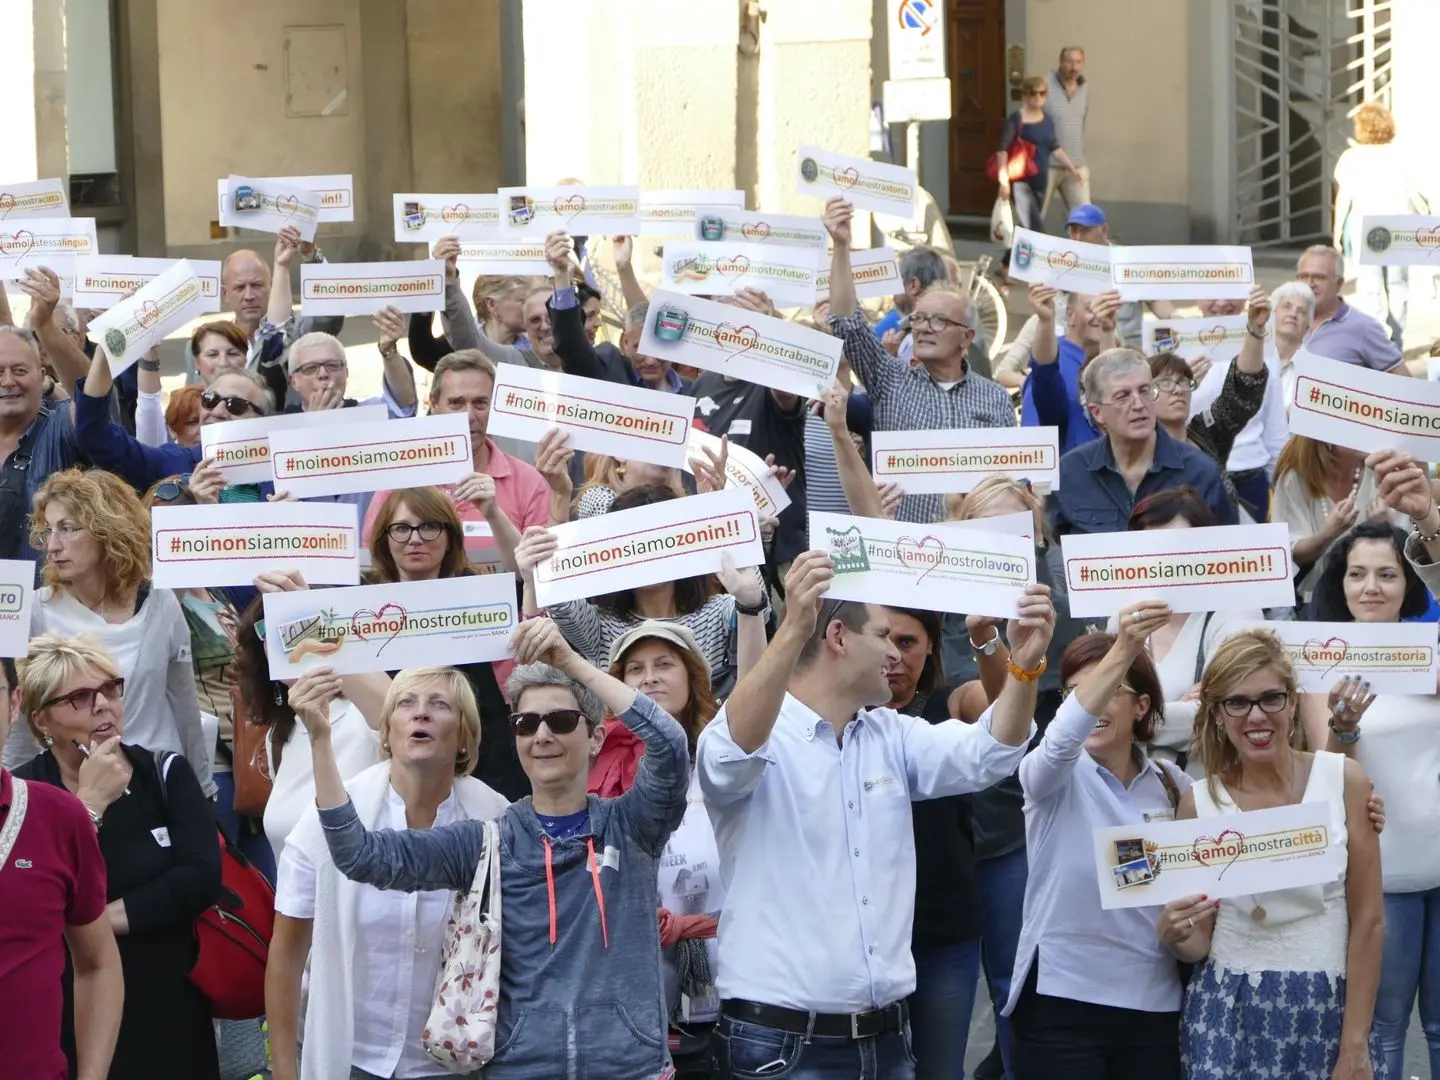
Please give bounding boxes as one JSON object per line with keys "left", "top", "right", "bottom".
{"left": 681, "top": 428, "right": 792, "bottom": 518}
{"left": 660, "top": 240, "right": 822, "bottom": 307}
{"left": 299, "top": 261, "right": 446, "bottom": 316}
{"left": 392, "top": 193, "right": 500, "bottom": 242}
{"left": 1264, "top": 620, "right": 1438, "bottom": 694}
{"left": 796, "top": 145, "right": 918, "bottom": 217}
{"left": 0, "top": 216, "right": 98, "bottom": 279}
{"left": 0, "top": 178, "right": 69, "bottom": 220}
{"left": 1008, "top": 228, "right": 1112, "bottom": 293}
{"left": 87, "top": 261, "right": 209, "bottom": 377}
{"left": 497, "top": 185, "right": 642, "bottom": 238}
{"left": 1093, "top": 802, "right": 1338, "bottom": 910}
{"left": 871, "top": 428, "right": 1060, "bottom": 495}
{"left": 0, "top": 560, "right": 35, "bottom": 658}
{"left": 812, "top": 510, "right": 1036, "bottom": 618}
{"left": 1356, "top": 215, "right": 1440, "bottom": 266}
{"left": 72, "top": 256, "right": 222, "bottom": 312}
{"left": 638, "top": 289, "right": 841, "bottom": 399}
{"left": 815, "top": 246, "right": 903, "bottom": 302}
{"left": 691, "top": 206, "right": 828, "bottom": 250}
{"left": 200, "top": 405, "right": 387, "bottom": 484}
{"left": 1288, "top": 349, "right": 1440, "bottom": 459}
{"left": 219, "top": 174, "right": 321, "bottom": 241}
{"left": 1141, "top": 314, "right": 1256, "bottom": 366}
{"left": 944, "top": 510, "right": 1037, "bottom": 543}
{"left": 488, "top": 365, "right": 694, "bottom": 469}
{"left": 454, "top": 242, "right": 551, "bottom": 275}
{"left": 1109, "top": 244, "right": 1255, "bottom": 301}
{"left": 640, "top": 189, "right": 746, "bottom": 236}
{"left": 269, "top": 413, "right": 471, "bottom": 499}
{"left": 217, "top": 174, "right": 354, "bottom": 222}
{"left": 1061, "top": 523, "right": 1294, "bottom": 618}
{"left": 263, "top": 574, "right": 518, "bottom": 678}
{"left": 151, "top": 503, "right": 360, "bottom": 589}
{"left": 534, "top": 489, "right": 764, "bottom": 608}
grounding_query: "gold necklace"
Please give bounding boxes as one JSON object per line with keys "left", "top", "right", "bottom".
{"left": 1247, "top": 751, "right": 1304, "bottom": 923}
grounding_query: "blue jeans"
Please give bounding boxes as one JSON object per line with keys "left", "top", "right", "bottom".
{"left": 715, "top": 1016, "right": 916, "bottom": 1079}
{"left": 1375, "top": 887, "right": 1440, "bottom": 1078}
{"left": 975, "top": 846, "right": 1028, "bottom": 1078}
{"left": 908, "top": 939, "right": 981, "bottom": 1079}
{"left": 213, "top": 770, "right": 277, "bottom": 885}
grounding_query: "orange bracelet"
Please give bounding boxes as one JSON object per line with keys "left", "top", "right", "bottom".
{"left": 1007, "top": 656, "right": 1048, "bottom": 683}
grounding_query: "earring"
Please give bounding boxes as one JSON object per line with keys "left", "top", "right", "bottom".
{"left": 615, "top": 463, "right": 627, "bottom": 479}
{"left": 272, "top": 682, "right": 286, "bottom": 708}
{"left": 42, "top": 734, "right": 53, "bottom": 748}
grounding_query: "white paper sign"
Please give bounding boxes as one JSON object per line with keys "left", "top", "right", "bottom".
{"left": 200, "top": 405, "right": 388, "bottom": 484}
{"left": 87, "top": 261, "right": 209, "bottom": 377}
{"left": 392, "top": 193, "right": 501, "bottom": 243}
{"left": 682, "top": 428, "right": 792, "bottom": 518}
{"left": 1093, "top": 802, "right": 1338, "bottom": 910}
{"left": 1008, "top": 228, "right": 1112, "bottom": 293}
{"left": 1061, "top": 523, "right": 1295, "bottom": 618}
{"left": 0, "top": 217, "right": 98, "bottom": 279}
{"left": 218, "top": 174, "right": 322, "bottom": 241}
{"left": 534, "top": 488, "right": 764, "bottom": 607}
{"left": 638, "top": 289, "right": 841, "bottom": 399}
{"left": 151, "top": 503, "right": 360, "bottom": 589}
{"left": 871, "top": 427, "right": 1060, "bottom": 495}
{"left": 0, "top": 559, "right": 36, "bottom": 658}
{"left": 218, "top": 174, "right": 354, "bottom": 222}
{"left": 497, "top": 185, "right": 642, "bottom": 238}
{"left": 815, "top": 246, "right": 904, "bottom": 302}
{"left": 946, "top": 510, "right": 1036, "bottom": 543}
{"left": 640, "top": 189, "right": 746, "bottom": 236}
{"left": 71, "top": 256, "right": 223, "bottom": 312}
{"left": 262, "top": 575, "right": 518, "bottom": 678}
{"left": 1109, "top": 244, "right": 1256, "bottom": 301}
{"left": 1356, "top": 215, "right": 1440, "bottom": 266}
{"left": 813, "top": 510, "right": 1035, "bottom": 618}
{"left": 1288, "top": 349, "right": 1440, "bottom": 460}
{"left": 489, "top": 365, "right": 694, "bottom": 468}
{"left": 1264, "top": 620, "right": 1439, "bottom": 694}
{"left": 1142, "top": 314, "right": 1253, "bottom": 365}
{"left": 0, "top": 178, "right": 70, "bottom": 220}
{"left": 797, "top": 145, "right": 918, "bottom": 217}
{"left": 454, "top": 242, "right": 551, "bottom": 275}
{"left": 660, "top": 241, "right": 821, "bottom": 307}
{"left": 269, "top": 413, "right": 471, "bottom": 499}
{"left": 691, "top": 206, "right": 828, "bottom": 250}
{"left": 299, "top": 260, "right": 446, "bottom": 317}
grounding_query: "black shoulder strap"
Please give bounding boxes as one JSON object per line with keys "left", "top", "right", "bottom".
{"left": 151, "top": 749, "right": 175, "bottom": 813}
{"left": 1192, "top": 610, "right": 1216, "bottom": 686}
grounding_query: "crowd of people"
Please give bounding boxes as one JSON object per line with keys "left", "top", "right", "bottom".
{"left": 4, "top": 42, "right": 1440, "bottom": 1080}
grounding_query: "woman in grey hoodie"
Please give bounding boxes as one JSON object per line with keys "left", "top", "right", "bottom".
{"left": 302, "top": 617, "right": 690, "bottom": 1080}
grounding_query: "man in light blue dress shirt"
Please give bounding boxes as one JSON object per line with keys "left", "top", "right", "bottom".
{"left": 697, "top": 553, "right": 1055, "bottom": 1079}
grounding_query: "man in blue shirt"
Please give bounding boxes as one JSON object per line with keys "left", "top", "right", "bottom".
{"left": 1021, "top": 282, "right": 1122, "bottom": 454}
{"left": 1049, "top": 348, "right": 1236, "bottom": 535}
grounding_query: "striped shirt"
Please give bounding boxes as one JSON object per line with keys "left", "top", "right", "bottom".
{"left": 1044, "top": 72, "right": 1089, "bottom": 166}
{"left": 803, "top": 412, "right": 851, "bottom": 516}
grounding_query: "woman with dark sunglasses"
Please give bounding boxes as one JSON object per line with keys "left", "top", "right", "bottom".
{"left": 309, "top": 616, "right": 690, "bottom": 1080}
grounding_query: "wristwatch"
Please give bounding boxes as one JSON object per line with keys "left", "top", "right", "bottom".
{"left": 83, "top": 803, "right": 104, "bottom": 829}
{"left": 139, "top": 357, "right": 161, "bottom": 372}
{"left": 1328, "top": 718, "right": 1361, "bottom": 745}
{"left": 970, "top": 629, "right": 1002, "bottom": 656}
{"left": 1245, "top": 322, "right": 1266, "bottom": 340}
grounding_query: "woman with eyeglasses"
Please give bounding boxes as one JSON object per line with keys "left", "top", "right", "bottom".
{"left": 1165, "top": 628, "right": 1384, "bottom": 1080}
{"left": 14, "top": 632, "right": 223, "bottom": 1080}
{"left": 2, "top": 469, "right": 214, "bottom": 794}
{"left": 996, "top": 76, "right": 1075, "bottom": 232}
{"left": 308, "top": 616, "right": 689, "bottom": 1080}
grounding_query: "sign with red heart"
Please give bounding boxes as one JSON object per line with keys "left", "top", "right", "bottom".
{"left": 740, "top": 221, "right": 771, "bottom": 242}
{"left": 0, "top": 230, "right": 36, "bottom": 260}
{"left": 714, "top": 322, "right": 759, "bottom": 362}
{"left": 895, "top": 534, "right": 947, "bottom": 584}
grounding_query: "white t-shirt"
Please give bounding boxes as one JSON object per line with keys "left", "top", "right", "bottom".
{"left": 1353, "top": 689, "right": 1440, "bottom": 893}
{"left": 1334, "top": 143, "right": 1417, "bottom": 241}
{"left": 658, "top": 772, "right": 725, "bottom": 1022}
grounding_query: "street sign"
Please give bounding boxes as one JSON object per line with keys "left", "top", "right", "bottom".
{"left": 883, "top": 77, "right": 953, "bottom": 122}
{"left": 887, "top": 0, "right": 946, "bottom": 81}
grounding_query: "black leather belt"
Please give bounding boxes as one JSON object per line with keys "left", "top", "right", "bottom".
{"left": 721, "top": 998, "right": 907, "bottom": 1039}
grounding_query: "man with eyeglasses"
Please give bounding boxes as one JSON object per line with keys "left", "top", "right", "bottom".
{"left": 282, "top": 329, "right": 416, "bottom": 418}
{"left": 1022, "top": 283, "right": 1123, "bottom": 453}
{"left": 1049, "top": 348, "right": 1237, "bottom": 536}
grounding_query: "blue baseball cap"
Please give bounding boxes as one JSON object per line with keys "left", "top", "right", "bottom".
{"left": 1066, "top": 204, "right": 1107, "bottom": 228}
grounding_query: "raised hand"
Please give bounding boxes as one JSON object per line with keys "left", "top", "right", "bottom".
{"left": 509, "top": 616, "right": 580, "bottom": 671}
{"left": 514, "top": 525, "right": 559, "bottom": 580}
{"left": 433, "top": 236, "right": 461, "bottom": 280}
{"left": 288, "top": 667, "right": 344, "bottom": 736}
{"left": 822, "top": 197, "right": 853, "bottom": 248}
{"left": 373, "top": 306, "right": 406, "bottom": 354}
{"left": 778, "top": 551, "right": 836, "bottom": 641}
{"left": 187, "top": 457, "right": 227, "bottom": 504}
{"left": 1006, "top": 584, "right": 1055, "bottom": 671}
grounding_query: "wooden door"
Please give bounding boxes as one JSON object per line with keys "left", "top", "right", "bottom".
{"left": 947, "top": 0, "right": 1007, "bottom": 216}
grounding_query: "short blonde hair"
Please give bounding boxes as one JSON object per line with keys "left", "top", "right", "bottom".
{"left": 1195, "top": 628, "right": 1300, "bottom": 802}
{"left": 18, "top": 633, "right": 123, "bottom": 740}
{"left": 31, "top": 468, "right": 152, "bottom": 604}
{"left": 1353, "top": 101, "right": 1395, "bottom": 145}
{"left": 378, "top": 667, "right": 481, "bottom": 777}
{"left": 471, "top": 274, "right": 534, "bottom": 319}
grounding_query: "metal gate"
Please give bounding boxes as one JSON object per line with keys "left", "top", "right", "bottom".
{"left": 1232, "top": 0, "right": 1393, "bottom": 247}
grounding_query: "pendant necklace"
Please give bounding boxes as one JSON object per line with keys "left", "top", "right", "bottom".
{"left": 1248, "top": 752, "right": 1304, "bottom": 923}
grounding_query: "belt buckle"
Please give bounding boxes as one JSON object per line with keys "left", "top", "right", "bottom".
{"left": 850, "top": 1011, "right": 865, "bottom": 1040}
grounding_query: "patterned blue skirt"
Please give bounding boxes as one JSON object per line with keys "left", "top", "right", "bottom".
{"left": 1180, "top": 961, "right": 1385, "bottom": 1079}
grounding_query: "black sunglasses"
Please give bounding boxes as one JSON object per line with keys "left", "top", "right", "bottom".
{"left": 200, "top": 389, "right": 259, "bottom": 415}
{"left": 151, "top": 478, "right": 190, "bottom": 503}
{"left": 510, "top": 709, "right": 588, "bottom": 737}
{"left": 39, "top": 676, "right": 125, "bottom": 714}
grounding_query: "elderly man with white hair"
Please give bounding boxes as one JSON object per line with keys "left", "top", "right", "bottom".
{"left": 1296, "top": 245, "right": 1408, "bottom": 374}
{"left": 282, "top": 329, "right": 416, "bottom": 418}
{"left": 1049, "top": 348, "right": 1237, "bottom": 536}
{"left": 1270, "top": 280, "right": 1316, "bottom": 415}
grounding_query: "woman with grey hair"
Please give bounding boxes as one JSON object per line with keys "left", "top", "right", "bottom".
{"left": 1270, "top": 280, "right": 1316, "bottom": 416}
{"left": 301, "top": 616, "right": 690, "bottom": 1080}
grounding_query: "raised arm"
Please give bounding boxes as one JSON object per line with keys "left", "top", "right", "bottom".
{"left": 546, "top": 231, "right": 618, "bottom": 383}
{"left": 430, "top": 236, "right": 483, "bottom": 351}
{"left": 823, "top": 197, "right": 858, "bottom": 320}
{"left": 1029, "top": 285, "right": 1059, "bottom": 367}
{"left": 373, "top": 306, "right": 418, "bottom": 410}
{"left": 22, "top": 267, "right": 91, "bottom": 396}
{"left": 612, "top": 236, "right": 648, "bottom": 310}
{"left": 1369, "top": 448, "right": 1440, "bottom": 587}
{"left": 267, "top": 229, "right": 301, "bottom": 330}
{"left": 820, "top": 381, "right": 885, "bottom": 517}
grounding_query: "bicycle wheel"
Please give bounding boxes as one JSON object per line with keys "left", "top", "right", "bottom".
{"left": 972, "top": 276, "right": 1008, "bottom": 359}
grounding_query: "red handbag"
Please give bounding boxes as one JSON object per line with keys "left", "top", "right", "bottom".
{"left": 986, "top": 136, "right": 1039, "bottom": 184}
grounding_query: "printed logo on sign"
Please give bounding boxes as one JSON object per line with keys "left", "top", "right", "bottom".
{"left": 1366, "top": 226, "right": 1393, "bottom": 254}
{"left": 1014, "top": 240, "right": 1034, "bottom": 270}
{"left": 277, "top": 599, "right": 514, "bottom": 663}
{"left": 827, "top": 525, "right": 871, "bottom": 574}
{"left": 800, "top": 158, "right": 820, "bottom": 183}
{"left": 104, "top": 329, "right": 127, "bottom": 357}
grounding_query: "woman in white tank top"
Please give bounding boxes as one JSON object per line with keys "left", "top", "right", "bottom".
{"left": 1154, "top": 628, "right": 1384, "bottom": 1080}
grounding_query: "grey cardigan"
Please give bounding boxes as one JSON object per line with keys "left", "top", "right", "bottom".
{"left": 319, "top": 689, "right": 689, "bottom": 1080}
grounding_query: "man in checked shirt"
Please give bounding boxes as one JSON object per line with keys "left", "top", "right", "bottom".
{"left": 824, "top": 196, "right": 1015, "bottom": 523}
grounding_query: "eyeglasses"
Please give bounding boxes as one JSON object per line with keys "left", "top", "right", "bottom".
{"left": 199, "top": 389, "right": 260, "bottom": 415}
{"left": 291, "top": 360, "right": 346, "bottom": 378}
{"left": 386, "top": 521, "right": 446, "bottom": 543}
{"left": 39, "top": 676, "right": 125, "bottom": 714}
{"left": 1061, "top": 683, "right": 1137, "bottom": 701}
{"left": 254, "top": 618, "right": 267, "bottom": 643}
{"left": 910, "top": 312, "right": 970, "bottom": 333}
{"left": 510, "top": 709, "right": 589, "bottom": 737}
{"left": 151, "top": 478, "right": 190, "bottom": 503}
{"left": 1217, "top": 691, "right": 1291, "bottom": 719}
{"left": 37, "top": 523, "right": 85, "bottom": 545}
{"left": 1154, "top": 377, "right": 1198, "bottom": 396}
{"left": 1101, "top": 385, "right": 1161, "bottom": 407}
